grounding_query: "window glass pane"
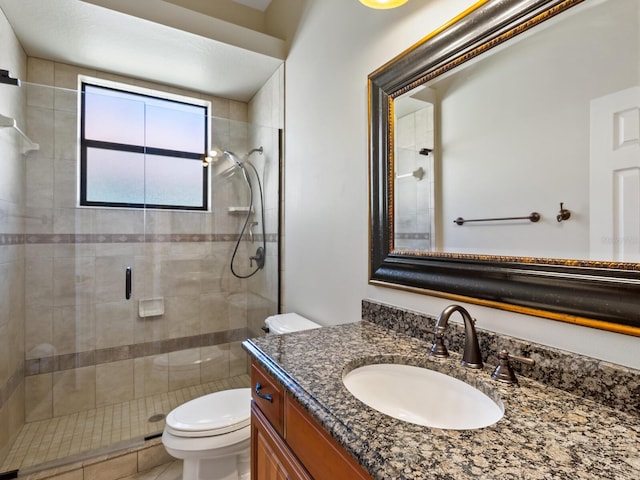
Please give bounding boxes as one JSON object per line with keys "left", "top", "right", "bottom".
{"left": 85, "top": 148, "right": 145, "bottom": 204}
{"left": 81, "top": 81, "right": 208, "bottom": 210}
{"left": 145, "top": 103, "right": 205, "bottom": 153}
{"left": 144, "top": 154, "right": 204, "bottom": 207}
{"left": 84, "top": 86, "right": 145, "bottom": 145}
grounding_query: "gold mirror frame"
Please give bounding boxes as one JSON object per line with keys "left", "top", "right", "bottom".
{"left": 368, "top": 0, "right": 640, "bottom": 336}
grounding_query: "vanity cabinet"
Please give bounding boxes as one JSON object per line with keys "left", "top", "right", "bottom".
{"left": 252, "top": 404, "right": 311, "bottom": 480}
{"left": 250, "top": 361, "right": 372, "bottom": 480}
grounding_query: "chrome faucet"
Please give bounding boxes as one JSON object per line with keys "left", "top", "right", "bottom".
{"left": 429, "top": 305, "right": 483, "bottom": 369}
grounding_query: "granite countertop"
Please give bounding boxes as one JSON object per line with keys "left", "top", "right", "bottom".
{"left": 243, "top": 321, "right": 640, "bottom": 480}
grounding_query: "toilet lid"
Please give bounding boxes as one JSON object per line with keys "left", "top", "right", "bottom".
{"left": 165, "top": 388, "right": 251, "bottom": 437}
{"left": 265, "top": 313, "right": 320, "bottom": 334}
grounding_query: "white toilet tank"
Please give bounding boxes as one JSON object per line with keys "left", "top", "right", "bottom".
{"left": 264, "top": 312, "right": 321, "bottom": 334}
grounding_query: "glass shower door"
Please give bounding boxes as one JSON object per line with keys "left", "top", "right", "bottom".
{"left": 12, "top": 76, "right": 280, "bottom": 475}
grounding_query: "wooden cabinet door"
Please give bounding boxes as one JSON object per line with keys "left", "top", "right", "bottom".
{"left": 285, "top": 398, "right": 371, "bottom": 480}
{"left": 252, "top": 403, "right": 312, "bottom": 480}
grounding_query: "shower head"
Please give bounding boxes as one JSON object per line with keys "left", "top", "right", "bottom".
{"left": 216, "top": 150, "right": 247, "bottom": 181}
{"left": 215, "top": 147, "right": 264, "bottom": 178}
{"left": 223, "top": 150, "right": 244, "bottom": 167}
{"left": 224, "top": 146, "right": 262, "bottom": 164}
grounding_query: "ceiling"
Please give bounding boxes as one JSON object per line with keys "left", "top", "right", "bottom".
{"left": 0, "top": 0, "right": 286, "bottom": 102}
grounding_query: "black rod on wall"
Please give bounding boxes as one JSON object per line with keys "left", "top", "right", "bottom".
{"left": 454, "top": 212, "right": 540, "bottom": 225}
{"left": 0, "top": 69, "right": 20, "bottom": 86}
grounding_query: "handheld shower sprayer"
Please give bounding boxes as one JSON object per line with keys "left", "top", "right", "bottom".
{"left": 223, "top": 147, "right": 263, "bottom": 167}
{"left": 223, "top": 150, "right": 244, "bottom": 168}
{"left": 224, "top": 146, "right": 267, "bottom": 278}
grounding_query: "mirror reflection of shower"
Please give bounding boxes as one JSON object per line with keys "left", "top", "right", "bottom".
{"left": 210, "top": 146, "right": 267, "bottom": 278}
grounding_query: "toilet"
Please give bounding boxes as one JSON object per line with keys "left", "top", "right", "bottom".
{"left": 162, "top": 312, "right": 321, "bottom": 480}
{"left": 263, "top": 312, "right": 321, "bottom": 334}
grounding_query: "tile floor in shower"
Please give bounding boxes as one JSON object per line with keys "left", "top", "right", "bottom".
{"left": 1, "top": 374, "right": 250, "bottom": 475}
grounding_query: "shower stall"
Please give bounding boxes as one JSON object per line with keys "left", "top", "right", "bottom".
{"left": 0, "top": 62, "right": 282, "bottom": 476}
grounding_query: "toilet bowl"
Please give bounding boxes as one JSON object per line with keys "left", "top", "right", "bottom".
{"left": 162, "top": 388, "right": 251, "bottom": 480}
{"left": 162, "top": 312, "right": 320, "bottom": 480}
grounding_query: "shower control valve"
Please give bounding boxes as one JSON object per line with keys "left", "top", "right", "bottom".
{"left": 250, "top": 246, "right": 266, "bottom": 269}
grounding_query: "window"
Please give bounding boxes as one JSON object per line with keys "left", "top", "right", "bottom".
{"left": 80, "top": 80, "right": 209, "bottom": 210}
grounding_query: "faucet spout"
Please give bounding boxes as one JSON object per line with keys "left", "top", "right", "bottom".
{"left": 431, "top": 305, "right": 483, "bottom": 369}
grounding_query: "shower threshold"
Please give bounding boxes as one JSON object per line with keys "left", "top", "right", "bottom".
{"left": 1, "top": 374, "right": 250, "bottom": 476}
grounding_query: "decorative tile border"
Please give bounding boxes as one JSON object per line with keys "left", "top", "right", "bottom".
{"left": 0, "top": 233, "right": 278, "bottom": 246}
{"left": 22, "top": 233, "right": 278, "bottom": 244}
{"left": 25, "top": 328, "right": 248, "bottom": 376}
{"left": 362, "top": 299, "right": 640, "bottom": 417}
{"left": 0, "top": 364, "right": 24, "bottom": 412}
{"left": 0, "top": 234, "right": 24, "bottom": 246}
{"left": 394, "top": 232, "right": 430, "bottom": 240}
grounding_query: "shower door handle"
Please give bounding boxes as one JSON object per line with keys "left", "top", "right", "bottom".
{"left": 125, "top": 266, "right": 132, "bottom": 300}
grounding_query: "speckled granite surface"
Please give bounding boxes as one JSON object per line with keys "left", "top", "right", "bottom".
{"left": 243, "top": 321, "right": 640, "bottom": 480}
{"left": 362, "top": 300, "right": 640, "bottom": 417}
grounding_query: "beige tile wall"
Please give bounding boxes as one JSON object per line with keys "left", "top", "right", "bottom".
{"left": 0, "top": 5, "right": 27, "bottom": 464}
{"left": 246, "top": 66, "right": 284, "bottom": 324}
{"left": 21, "top": 58, "right": 279, "bottom": 427}
{"left": 394, "top": 107, "right": 435, "bottom": 251}
{"left": 1, "top": 11, "right": 281, "bottom": 470}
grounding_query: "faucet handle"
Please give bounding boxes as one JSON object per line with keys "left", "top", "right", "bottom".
{"left": 429, "top": 331, "right": 449, "bottom": 358}
{"left": 491, "top": 350, "right": 535, "bottom": 385}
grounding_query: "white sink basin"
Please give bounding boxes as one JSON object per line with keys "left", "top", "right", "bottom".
{"left": 342, "top": 363, "right": 504, "bottom": 430}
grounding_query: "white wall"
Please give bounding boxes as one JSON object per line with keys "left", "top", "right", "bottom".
{"left": 436, "top": 0, "right": 637, "bottom": 259}
{"left": 283, "top": 0, "right": 640, "bottom": 369}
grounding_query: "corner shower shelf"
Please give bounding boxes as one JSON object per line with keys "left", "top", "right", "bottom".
{"left": 0, "top": 113, "right": 39, "bottom": 154}
{"left": 228, "top": 206, "right": 254, "bottom": 215}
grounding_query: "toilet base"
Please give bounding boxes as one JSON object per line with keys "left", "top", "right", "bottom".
{"left": 182, "top": 448, "right": 249, "bottom": 480}
{"left": 162, "top": 427, "right": 250, "bottom": 480}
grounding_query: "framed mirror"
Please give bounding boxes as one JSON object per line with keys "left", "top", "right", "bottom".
{"left": 368, "top": 0, "right": 640, "bottom": 335}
